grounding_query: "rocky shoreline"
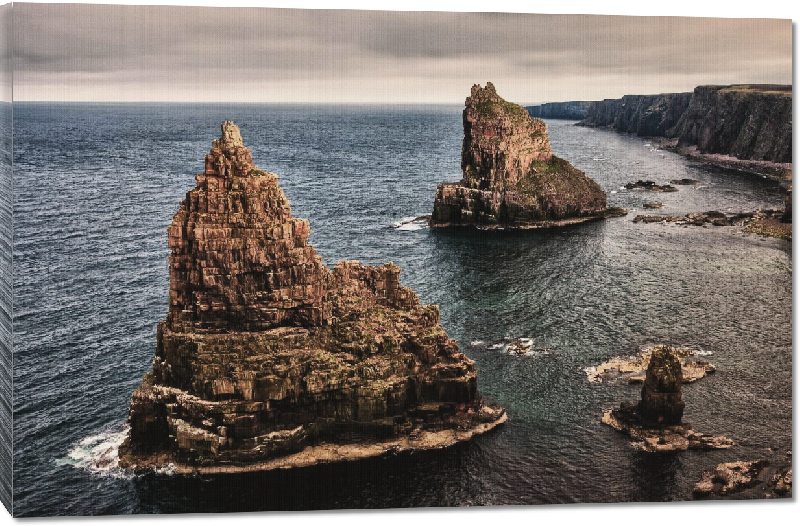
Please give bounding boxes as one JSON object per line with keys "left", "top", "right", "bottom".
{"left": 577, "top": 84, "right": 791, "bottom": 166}
{"left": 657, "top": 138, "right": 792, "bottom": 181}
{"left": 624, "top": 180, "right": 677, "bottom": 192}
{"left": 124, "top": 401, "right": 507, "bottom": 475}
{"left": 633, "top": 209, "right": 791, "bottom": 240}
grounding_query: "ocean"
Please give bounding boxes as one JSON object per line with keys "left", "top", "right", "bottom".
{"left": 10, "top": 103, "right": 791, "bottom": 516}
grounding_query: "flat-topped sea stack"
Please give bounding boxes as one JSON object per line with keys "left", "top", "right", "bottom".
{"left": 430, "top": 83, "right": 624, "bottom": 229}
{"left": 119, "top": 122, "right": 505, "bottom": 473}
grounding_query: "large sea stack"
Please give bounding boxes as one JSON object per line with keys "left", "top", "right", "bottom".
{"left": 119, "top": 122, "right": 505, "bottom": 472}
{"left": 430, "top": 83, "right": 623, "bottom": 229}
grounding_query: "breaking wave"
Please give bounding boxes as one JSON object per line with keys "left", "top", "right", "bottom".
{"left": 56, "top": 424, "right": 133, "bottom": 478}
{"left": 391, "top": 215, "right": 430, "bottom": 231}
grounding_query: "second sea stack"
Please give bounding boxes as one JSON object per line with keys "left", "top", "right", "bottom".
{"left": 430, "top": 83, "right": 623, "bottom": 229}
{"left": 119, "top": 122, "right": 505, "bottom": 473}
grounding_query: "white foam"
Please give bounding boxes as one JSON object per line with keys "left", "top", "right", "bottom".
{"left": 470, "top": 340, "right": 485, "bottom": 346}
{"left": 153, "top": 463, "right": 178, "bottom": 476}
{"left": 392, "top": 216, "right": 418, "bottom": 228}
{"left": 56, "top": 424, "right": 133, "bottom": 479}
{"left": 392, "top": 216, "right": 429, "bottom": 231}
{"left": 397, "top": 221, "right": 427, "bottom": 231}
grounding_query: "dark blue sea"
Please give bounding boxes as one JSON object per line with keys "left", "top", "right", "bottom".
{"left": 10, "top": 104, "right": 792, "bottom": 516}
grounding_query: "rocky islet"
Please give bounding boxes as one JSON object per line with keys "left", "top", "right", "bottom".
{"left": 119, "top": 122, "right": 506, "bottom": 472}
{"left": 600, "top": 346, "right": 733, "bottom": 453}
{"left": 430, "top": 83, "right": 625, "bottom": 229}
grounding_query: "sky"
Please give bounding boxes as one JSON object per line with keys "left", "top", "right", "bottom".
{"left": 4, "top": 1, "right": 795, "bottom": 103}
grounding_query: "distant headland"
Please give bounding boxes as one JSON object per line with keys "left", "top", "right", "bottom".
{"left": 527, "top": 84, "right": 792, "bottom": 179}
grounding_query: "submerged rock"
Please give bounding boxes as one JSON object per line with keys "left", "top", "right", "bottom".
{"left": 624, "top": 180, "right": 677, "bottom": 192}
{"left": 669, "top": 178, "right": 702, "bottom": 185}
{"left": 633, "top": 209, "right": 791, "bottom": 240}
{"left": 600, "top": 346, "right": 732, "bottom": 453}
{"left": 693, "top": 460, "right": 769, "bottom": 497}
{"left": 120, "top": 122, "right": 505, "bottom": 472}
{"left": 430, "top": 83, "right": 625, "bottom": 229}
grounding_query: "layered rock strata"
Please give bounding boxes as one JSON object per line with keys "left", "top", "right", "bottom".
{"left": 673, "top": 85, "right": 792, "bottom": 163}
{"left": 526, "top": 101, "right": 592, "bottom": 120}
{"left": 430, "top": 83, "right": 624, "bottom": 229}
{"left": 578, "top": 93, "right": 692, "bottom": 137}
{"left": 577, "top": 85, "right": 792, "bottom": 165}
{"left": 601, "top": 346, "right": 733, "bottom": 453}
{"left": 120, "top": 122, "right": 505, "bottom": 471}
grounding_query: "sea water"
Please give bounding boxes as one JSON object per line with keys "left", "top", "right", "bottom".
{"left": 11, "top": 104, "right": 791, "bottom": 515}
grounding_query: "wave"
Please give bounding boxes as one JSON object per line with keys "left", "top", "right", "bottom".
{"left": 55, "top": 424, "right": 133, "bottom": 479}
{"left": 485, "top": 337, "right": 552, "bottom": 357}
{"left": 391, "top": 215, "right": 430, "bottom": 231}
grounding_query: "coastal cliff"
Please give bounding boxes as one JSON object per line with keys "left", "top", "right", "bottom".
{"left": 430, "top": 83, "right": 623, "bottom": 229}
{"left": 119, "top": 122, "right": 505, "bottom": 472}
{"left": 578, "top": 93, "right": 692, "bottom": 137}
{"left": 526, "top": 101, "right": 592, "bottom": 120}
{"left": 671, "top": 85, "right": 792, "bottom": 163}
{"left": 577, "top": 85, "right": 792, "bottom": 165}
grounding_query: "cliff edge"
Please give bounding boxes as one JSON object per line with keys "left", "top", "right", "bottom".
{"left": 578, "top": 85, "right": 792, "bottom": 167}
{"left": 430, "top": 83, "right": 623, "bottom": 229}
{"left": 119, "top": 122, "right": 505, "bottom": 472}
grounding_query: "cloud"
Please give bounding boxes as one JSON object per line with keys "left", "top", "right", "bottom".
{"left": 11, "top": 4, "right": 792, "bottom": 102}
{"left": 0, "top": 4, "right": 11, "bottom": 101}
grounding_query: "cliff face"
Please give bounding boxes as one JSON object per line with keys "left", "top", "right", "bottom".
{"left": 121, "top": 122, "right": 505, "bottom": 470}
{"left": 526, "top": 101, "right": 592, "bottom": 120}
{"left": 672, "top": 85, "right": 792, "bottom": 163}
{"left": 577, "top": 85, "right": 792, "bottom": 164}
{"left": 431, "top": 83, "right": 616, "bottom": 229}
{"left": 578, "top": 93, "right": 692, "bottom": 137}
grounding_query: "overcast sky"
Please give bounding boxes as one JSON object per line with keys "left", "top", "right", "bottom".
{"left": 8, "top": 2, "right": 794, "bottom": 103}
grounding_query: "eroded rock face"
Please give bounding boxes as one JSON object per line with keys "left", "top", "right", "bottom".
{"left": 585, "top": 345, "right": 715, "bottom": 385}
{"left": 461, "top": 82, "right": 552, "bottom": 191}
{"left": 674, "top": 85, "right": 792, "bottom": 163}
{"left": 600, "top": 345, "right": 732, "bottom": 453}
{"left": 431, "top": 83, "right": 619, "bottom": 229}
{"left": 578, "top": 85, "right": 792, "bottom": 164}
{"left": 526, "top": 101, "right": 592, "bottom": 120}
{"left": 578, "top": 93, "right": 692, "bottom": 137}
{"left": 638, "top": 347, "right": 685, "bottom": 426}
{"left": 121, "top": 122, "right": 505, "bottom": 471}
